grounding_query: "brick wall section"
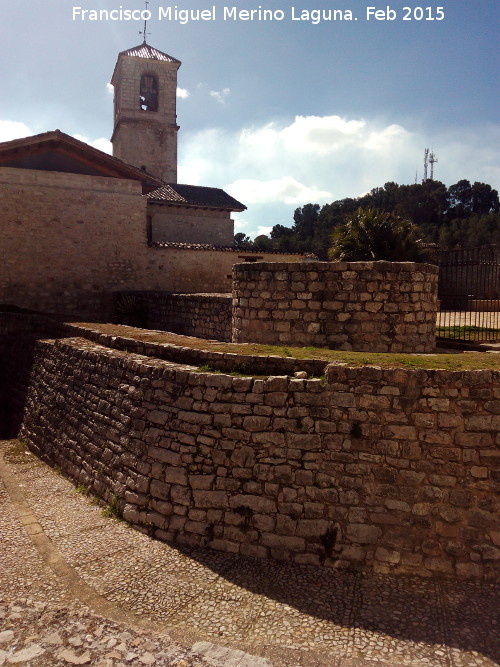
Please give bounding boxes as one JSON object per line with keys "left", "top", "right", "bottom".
{"left": 0, "top": 168, "right": 302, "bottom": 319}
{"left": 233, "top": 261, "right": 439, "bottom": 353}
{"left": 19, "top": 333, "right": 499, "bottom": 581}
{"left": 149, "top": 206, "right": 234, "bottom": 246}
{"left": 116, "top": 292, "right": 232, "bottom": 341}
{"left": 0, "top": 168, "right": 146, "bottom": 319}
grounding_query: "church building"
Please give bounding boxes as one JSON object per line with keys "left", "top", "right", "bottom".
{"left": 0, "top": 41, "right": 302, "bottom": 319}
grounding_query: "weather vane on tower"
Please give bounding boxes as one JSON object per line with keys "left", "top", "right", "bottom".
{"left": 141, "top": 0, "right": 151, "bottom": 43}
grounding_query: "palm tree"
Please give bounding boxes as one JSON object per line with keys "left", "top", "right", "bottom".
{"left": 328, "top": 208, "right": 430, "bottom": 262}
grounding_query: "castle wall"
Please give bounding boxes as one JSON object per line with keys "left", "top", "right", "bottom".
{"left": 233, "top": 261, "right": 439, "bottom": 353}
{"left": 0, "top": 167, "right": 301, "bottom": 319}
{"left": 13, "top": 323, "right": 499, "bottom": 581}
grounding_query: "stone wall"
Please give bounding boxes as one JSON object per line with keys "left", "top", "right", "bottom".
{"left": 233, "top": 261, "right": 439, "bottom": 353}
{"left": 18, "top": 330, "right": 499, "bottom": 581}
{"left": 115, "top": 292, "right": 232, "bottom": 341}
{"left": 0, "top": 167, "right": 302, "bottom": 319}
{"left": 149, "top": 205, "right": 234, "bottom": 246}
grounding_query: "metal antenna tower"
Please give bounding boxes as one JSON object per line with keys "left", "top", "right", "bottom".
{"left": 423, "top": 148, "right": 429, "bottom": 182}
{"left": 429, "top": 151, "right": 438, "bottom": 180}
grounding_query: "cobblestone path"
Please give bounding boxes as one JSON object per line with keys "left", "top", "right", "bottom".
{"left": 0, "top": 440, "right": 498, "bottom": 666}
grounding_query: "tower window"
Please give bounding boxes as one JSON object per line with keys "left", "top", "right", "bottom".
{"left": 140, "top": 74, "right": 159, "bottom": 112}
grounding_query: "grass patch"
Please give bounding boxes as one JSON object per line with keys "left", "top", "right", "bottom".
{"left": 102, "top": 495, "right": 122, "bottom": 520}
{"left": 197, "top": 363, "right": 221, "bottom": 374}
{"left": 198, "top": 362, "right": 260, "bottom": 377}
{"left": 69, "top": 321, "right": 499, "bottom": 371}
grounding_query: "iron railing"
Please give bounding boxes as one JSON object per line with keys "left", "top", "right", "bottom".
{"left": 436, "top": 245, "right": 500, "bottom": 342}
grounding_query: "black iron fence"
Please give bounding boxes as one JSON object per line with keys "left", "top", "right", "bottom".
{"left": 436, "top": 245, "right": 500, "bottom": 342}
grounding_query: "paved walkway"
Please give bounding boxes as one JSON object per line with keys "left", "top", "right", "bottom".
{"left": 0, "top": 439, "right": 498, "bottom": 667}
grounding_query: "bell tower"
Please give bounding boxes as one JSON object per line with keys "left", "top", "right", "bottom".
{"left": 110, "top": 42, "right": 181, "bottom": 183}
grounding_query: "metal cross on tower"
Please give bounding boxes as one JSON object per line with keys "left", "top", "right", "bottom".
{"left": 141, "top": 0, "right": 150, "bottom": 43}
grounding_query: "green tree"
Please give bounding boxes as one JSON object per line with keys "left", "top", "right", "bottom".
{"left": 316, "top": 198, "right": 358, "bottom": 258}
{"left": 253, "top": 234, "right": 273, "bottom": 250}
{"left": 328, "top": 208, "right": 430, "bottom": 262}
{"left": 358, "top": 182, "right": 400, "bottom": 212}
{"left": 292, "top": 203, "right": 320, "bottom": 241}
{"left": 270, "top": 224, "right": 294, "bottom": 240}
{"left": 270, "top": 224, "right": 297, "bottom": 252}
{"left": 233, "top": 232, "right": 253, "bottom": 249}
{"left": 447, "top": 179, "right": 473, "bottom": 219}
{"left": 471, "top": 182, "right": 499, "bottom": 215}
{"left": 268, "top": 178, "right": 499, "bottom": 255}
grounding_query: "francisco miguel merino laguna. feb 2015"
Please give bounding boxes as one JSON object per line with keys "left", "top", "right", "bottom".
{"left": 72, "top": 5, "right": 445, "bottom": 23}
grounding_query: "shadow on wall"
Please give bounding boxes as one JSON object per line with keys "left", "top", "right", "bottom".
{"left": 0, "top": 331, "right": 37, "bottom": 438}
{"left": 0, "top": 305, "right": 68, "bottom": 438}
{"left": 114, "top": 293, "right": 150, "bottom": 328}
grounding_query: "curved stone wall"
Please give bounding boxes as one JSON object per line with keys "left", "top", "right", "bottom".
{"left": 232, "top": 261, "right": 439, "bottom": 353}
{"left": 18, "top": 334, "right": 499, "bottom": 581}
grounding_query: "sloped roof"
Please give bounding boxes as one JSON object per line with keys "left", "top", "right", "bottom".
{"left": 148, "top": 183, "right": 246, "bottom": 212}
{"left": 111, "top": 42, "right": 181, "bottom": 84}
{"left": 0, "top": 130, "right": 163, "bottom": 194}
{"left": 118, "top": 42, "right": 181, "bottom": 64}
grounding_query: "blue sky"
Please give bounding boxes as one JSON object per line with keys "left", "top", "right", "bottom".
{"left": 1, "top": 0, "right": 498, "bottom": 237}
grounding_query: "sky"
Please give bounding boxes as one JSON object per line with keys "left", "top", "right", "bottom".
{"left": 1, "top": 0, "right": 498, "bottom": 238}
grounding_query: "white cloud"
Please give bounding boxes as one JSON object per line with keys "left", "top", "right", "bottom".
{"left": 280, "top": 115, "right": 366, "bottom": 154}
{"left": 73, "top": 134, "right": 112, "bottom": 154}
{"left": 0, "top": 120, "right": 32, "bottom": 142}
{"left": 178, "top": 164, "right": 201, "bottom": 184}
{"left": 176, "top": 87, "right": 190, "bottom": 99}
{"left": 106, "top": 83, "right": 114, "bottom": 95}
{"left": 233, "top": 216, "right": 247, "bottom": 231}
{"left": 178, "top": 114, "right": 413, "bottom": 208}
{"left": 209, "top": 88, "right": 230, "bottom": 104}
{"left": 363, "top": 123, "right": 409, "bottom": 151}
{"left": 225, "top": 177, "right": 332, "bottom": 205}
{"left": 255, "top": 225, "right": 273, "bottom": 237}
